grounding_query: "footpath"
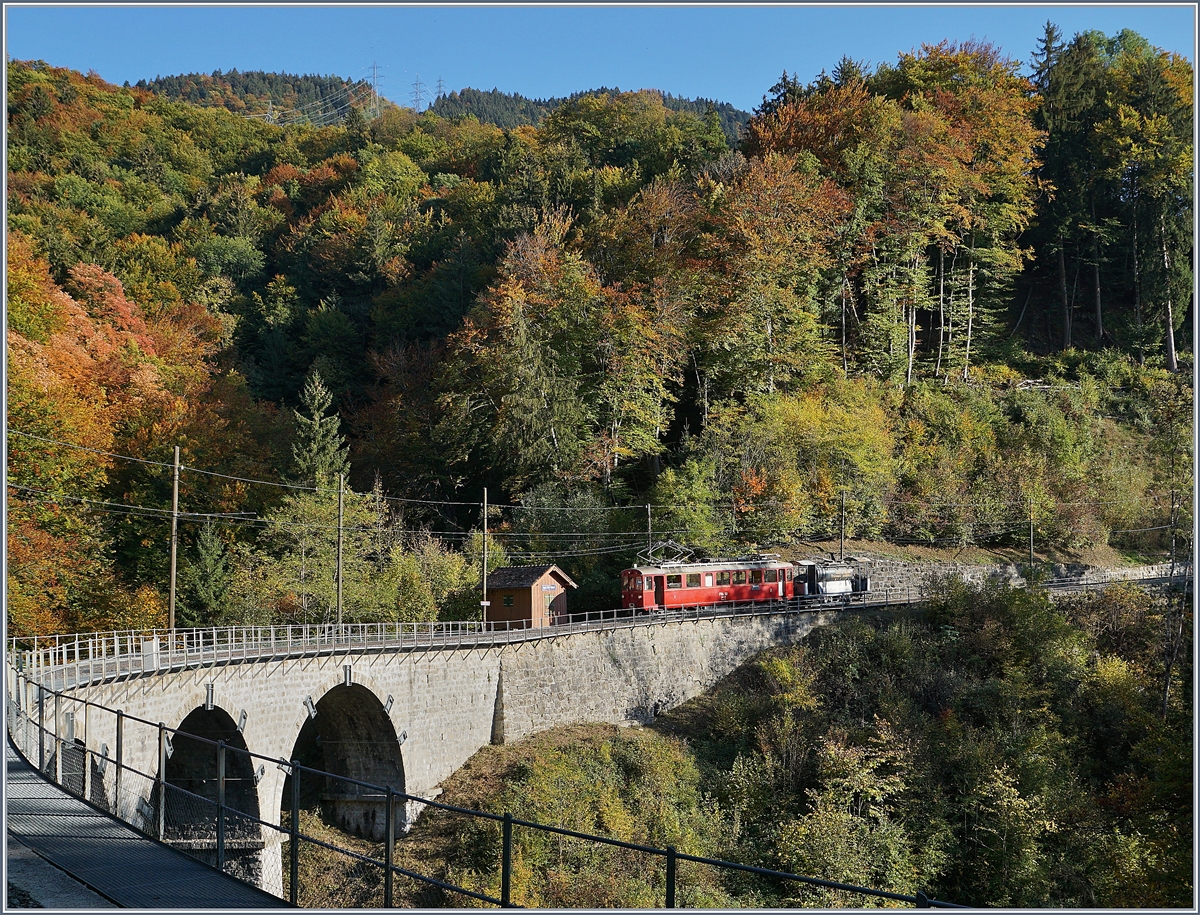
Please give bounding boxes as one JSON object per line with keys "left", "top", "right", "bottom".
{"left": 6, "top": 740, "right": 289, "bottom": 909}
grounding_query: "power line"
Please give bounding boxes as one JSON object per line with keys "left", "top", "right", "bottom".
{"left": 10, "top": 431, "right": 1182, "bottom": 525}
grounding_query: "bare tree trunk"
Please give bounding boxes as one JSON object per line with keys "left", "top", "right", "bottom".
{"left": 1058, "top": 245, "right": 1072, "bottom": 349}
{"left": 841, "top": 277, "right": 849, "bottom": 376}
{"left": 1092, "top": 201, "right": 1103, "bottom": 344}
{"left": 935, "top": 248, "right": 946, "bottom": 376}
{"left": 962, "top": 241, "right": 975, "bottom": 382}
{"left": 1161, "top": 213, "right": 1178, "bottom": 372}
{"left": 1133, "top": 187, "right": 1143, "bottom": 364}
{"left": 906, "top": 257, "right": 917, "bottom": 386}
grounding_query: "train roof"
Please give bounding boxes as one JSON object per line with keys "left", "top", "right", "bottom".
{"left": 625, "top": 556, "right": 870, "bottom": 573}
{"left": 628, "top": 557, "right": 793, "bottom": 572}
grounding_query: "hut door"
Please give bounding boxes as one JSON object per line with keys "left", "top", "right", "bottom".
{"left": 654, "top": 576, "right": 665, "bottom": 608}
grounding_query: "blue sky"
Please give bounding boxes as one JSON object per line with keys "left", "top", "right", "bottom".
{"left": 5, "top": 5, "right": 1195, "bottom": 113}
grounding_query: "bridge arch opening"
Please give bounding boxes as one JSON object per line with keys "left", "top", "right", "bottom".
{"left": 154, "top": 706, "right": 263, "bottom": 884}
{"left": 283, "top": 684, "right": 405, "bottom": 840}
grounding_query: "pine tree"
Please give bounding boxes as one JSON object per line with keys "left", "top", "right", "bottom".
{"left": 292, "top": 370, "right": 350, "bottom": 487}
{"left": 179, "top": 521, "right": 232, "bottom": 627}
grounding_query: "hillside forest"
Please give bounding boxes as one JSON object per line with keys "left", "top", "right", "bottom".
{"left": 6, "top": 25, "right": 1194, "bottom": 638}
{"left": 364, "top": 580, "right": 1189, "bottom": 908}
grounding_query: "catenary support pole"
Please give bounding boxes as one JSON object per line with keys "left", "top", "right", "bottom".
{"left": 482, "top": 487, "right": 489, "bottom": 625}
{"left": 169, "top": 446, "right": 180, "bottom": 630}
{"left": 336, "top": 473, "right": 344, "bottom": 628}
{"left": 839, "top": 490, "right": 846, "bottom": 561}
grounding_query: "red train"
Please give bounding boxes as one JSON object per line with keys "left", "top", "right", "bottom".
{"left": 620, "top": 556, "right": 869, "bottom": 612}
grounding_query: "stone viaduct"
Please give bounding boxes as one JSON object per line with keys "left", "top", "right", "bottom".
{"left": 7, "top": 558, "right": 1185, "bottom": 896}
{"left": 12, "top": 603, "right": 874, "bottom": 895}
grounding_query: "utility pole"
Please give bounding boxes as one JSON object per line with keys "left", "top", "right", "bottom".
{"left": 169, "top": 446, "right": 180, "bottom": 631}
{"left": 336, "top": 473, "right": 344, "bottom": 628}
{"left": 411, "top": 74, "right": 426, "bottom": 112}
{"left": 481, "top": 488, "right": 489, "bottom": 625}
{"left": 839, "top": 490, "right": 846, "bottom": 562}
{"left": 647, "top": 504, "right": 652, "bottom": 550}
{"left": 436, "top": 76, "right": 446, "bottom": 101}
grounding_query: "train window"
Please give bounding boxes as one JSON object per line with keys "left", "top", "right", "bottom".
{"left": 666, "top": 574, "right": 682, "bottom": 589}
{"left": 645, "top": 577, "right": 654, "bottom": 591}
{"left": 750, "top": 570, "right": 763, "bottom": 584}
{"left": 765, "top": 569, "right": 778, "bottom": 583}
{"left": 732, "top": 571, "right": 747, "bottom": 585}
{"left": 705, "top": 573, "right": 714, "bottom": 586}
{"left": 622, "top": 572, "right": 633, "bottom": 590}
{"left": 686, "top": 573, "right": 701, "bottom": 588}
{"left": 786, "top": 569, "right": 793, "bottom": 581}
{"left": 635, "top": 576, "right": 643, "bottom": 590}
{"left": 716, "top": 571, "right": 731, "bottom": 585}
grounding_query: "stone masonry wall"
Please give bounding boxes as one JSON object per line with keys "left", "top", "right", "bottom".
{"left": 491, "top": 608, "right": 860, "bottom": 745}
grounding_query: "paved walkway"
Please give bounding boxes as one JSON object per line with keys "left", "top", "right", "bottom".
{"left": 6, "top": 740, "right": 290, "bottom": 909}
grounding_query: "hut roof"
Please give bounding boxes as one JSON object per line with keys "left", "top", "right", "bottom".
{"left": 487, "top": 565, "right": 578, "bottom": 590}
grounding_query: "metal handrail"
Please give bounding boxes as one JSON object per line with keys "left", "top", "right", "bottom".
{"left": 5, "top": 676, "right": 968, "bottom": 908}
{"left": 12, "top": 590, "right": 916, "bottom": 691}
{"left": 11, "top": 561, "right": 1189, "bottom": 692}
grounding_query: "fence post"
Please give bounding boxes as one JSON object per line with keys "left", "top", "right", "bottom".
{"left": 157, "top": 723, "right": 167, "bottom": 841}
{"left": 216, "top": 741, "right": 226, "bottom": 871}
{"left": 290, "top": 762, "right": 300, "bottom": 906}
{"left": 384, "top": 787, "right": 395, "bottom": 908}
{"left": 115, "top": 710, "right": 124, "bottom": 817}
{"left": 501, "top": 812, "right": 513, "bottom": 906}
{"left": 916, "top": 890, "right": 931, "bottom": 907}
{"left": 54, "top": 692, "right": 62, "bottom": 785}
{"left": 665, "top": 845, "right": 677, "bottom": 908}
{"left": 38, "top": 686, "right": 45, "bottom": 772}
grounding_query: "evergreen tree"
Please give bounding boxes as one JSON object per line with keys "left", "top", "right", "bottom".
{"left": 292, "top": 370, "right": 350, "bottom": 487}
{"left": 179, "top": 521, "right": 233, "bottom": 627}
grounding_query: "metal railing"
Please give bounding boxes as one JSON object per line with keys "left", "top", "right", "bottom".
{"left": 10, "top": 588, "right": 918, "bottom": 691}
{"left": 10, "top": 562, "right": 1189, "bottom": 693}
{"left": 5, "top": 675, "right": 969, "bottom": 908}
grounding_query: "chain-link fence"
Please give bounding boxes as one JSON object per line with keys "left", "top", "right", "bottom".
{"left": 6, "top": 666, "right": 972, "bottom": 908}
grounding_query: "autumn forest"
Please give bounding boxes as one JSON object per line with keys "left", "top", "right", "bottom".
{"left": 6, "top": 26, "right": 1193, "bottom": 638}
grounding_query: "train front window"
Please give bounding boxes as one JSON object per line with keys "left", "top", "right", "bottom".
{"left": 667, "top": 574, "right": 682, "bottom": 589}
{"left": 622, "top": 572, "right": 633, "bottom": 590}
{"left": 717, "top": 571, "right": 730, "bottom": 586}
{"left": 765, "top": 569, "right": 778, "bottom": 583}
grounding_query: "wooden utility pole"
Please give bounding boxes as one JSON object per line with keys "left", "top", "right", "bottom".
{"left": 647, "top": 504, "right": 652, "bottom": 550}
{"left": 481, "top": 488, "right": 489, "bottom": 624}
{"left": 169, "top": 446, "right": 180, "bottom": 631}
{"left": 336, "top": 473, "right": 344, "bottom": 628}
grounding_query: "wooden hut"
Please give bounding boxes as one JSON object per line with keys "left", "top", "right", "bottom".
{"left": 485, "top": 565, "right": 578, "bottom": 629}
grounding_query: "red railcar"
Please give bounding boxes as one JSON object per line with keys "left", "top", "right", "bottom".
{"left": 620, "top": 557, "right": 797, "bottom": 611}
{"left": 620, "top": 557, "right": 870, "bottom": 612}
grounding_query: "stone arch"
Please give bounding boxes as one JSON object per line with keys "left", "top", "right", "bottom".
{"left": 283, "top": 680, "right": 404, "bottom": 841}
{"left": 152, "top": 704, "right": 264, "bottom": 885}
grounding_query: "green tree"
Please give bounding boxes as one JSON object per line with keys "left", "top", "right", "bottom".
{"left": 292, "top": 369, "right": 350, "bottom": 487}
